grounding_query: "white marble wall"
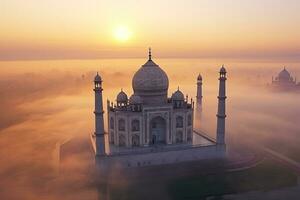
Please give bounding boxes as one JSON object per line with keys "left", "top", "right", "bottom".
{"left": 108, "top": 106, "right": 193, "bottom": 148}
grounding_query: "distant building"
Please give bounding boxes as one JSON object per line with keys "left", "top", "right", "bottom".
{"left": 91, "top": 49, "right": 228, "bottom": 170}
{"left": 272, "top": 67, "right": 300, "bottom": 90}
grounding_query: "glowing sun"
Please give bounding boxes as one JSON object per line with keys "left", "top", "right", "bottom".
{"left": 113, "top": 25, "right": 132, "bottom": 42}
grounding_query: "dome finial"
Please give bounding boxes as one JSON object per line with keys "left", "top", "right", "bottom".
{"left": 220, "top": 65, "right": 226, "bottom": 73}
{"left": 198, "top": 73, "right": 202, "bottom": 80}
{"left": 148, "top": 47, "right": 152, "bottom": 61}
{"left": 94, "top": 72, "right": 102, "bottom": 82}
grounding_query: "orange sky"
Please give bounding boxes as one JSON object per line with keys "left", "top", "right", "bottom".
{"left": 0, "top": 0, "right": 300, "bottom": 60}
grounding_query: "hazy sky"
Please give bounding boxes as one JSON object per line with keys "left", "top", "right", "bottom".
{"left": 1, "top": 0, "right": 300, "bottom": 60}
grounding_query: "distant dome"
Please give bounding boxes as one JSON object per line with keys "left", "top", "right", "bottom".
{"left": 129, "top": 94, "right": 142, "bottom": 104}
{"left": 278, "top": 67, "right": 291, "bottom": 80}
{"left": 132, "top": 49, "right": 169, "bottom": 104}
{"left": 117, "top": 90, "right": 128, "bottom": 103}
{"left": 197, "top": 74, "right": 202, "bottom": 80}
{"left": 220, "top": 65, "right": 226, "bottom": 73}
{"left": 172, "top": 88, "right": 184, "bottom": 101}
{"left": 94, "top": 72, "right": 102, "bottom": 82}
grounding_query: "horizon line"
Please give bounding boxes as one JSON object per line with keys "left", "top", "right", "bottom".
{"left": 1, "top": 55, "right": 300, "bottom": 62}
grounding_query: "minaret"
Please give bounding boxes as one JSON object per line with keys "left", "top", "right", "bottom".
{"left": 196, "top": 74, "right": 203, "bottom": 105}
{"left": 94, "top": 72, "right": 106, "bottom": 156}
{"left": 216, "top": 65, "right": 227, "bottom": 145}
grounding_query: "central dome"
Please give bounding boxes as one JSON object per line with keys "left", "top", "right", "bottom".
{"left": 132, "top": 60, "right": 169, "bottom": 92}
{"left": 132, "top": 51, "right": 169, "bottom": 104}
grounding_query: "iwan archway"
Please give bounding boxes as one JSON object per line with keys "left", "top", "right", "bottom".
{"left": 150, "top": 116, "right": 166, "bottom": 145}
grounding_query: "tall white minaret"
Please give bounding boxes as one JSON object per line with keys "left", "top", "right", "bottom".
{"left": 196, "top": 74, "right": 203, "bottom": 105}
{"left": 94, "top": 72, "right": 106, "bottom": 156}
{"left": 216, "top": 66, "right": 227, "bottom": 145}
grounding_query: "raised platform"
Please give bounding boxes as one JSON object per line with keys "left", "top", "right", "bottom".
{"left": 91, "top": 131, "right": 226, "bottom": 170}
{"left": 59, "top": 133, "right": 262, "bottom": 180}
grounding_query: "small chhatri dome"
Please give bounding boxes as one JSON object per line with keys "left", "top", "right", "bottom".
{"left": 278, "top": 67, "right": 291, "bottom": 80}
{"left": 172, "top": 87, "right": 184, "bottom": 101}
{"left": 197, "top": 74, "right": 202, "bottom": 80}
{"left": 220, "top": 65, "right": 226, "bottom": 73}
{"left": 117, "top": 89, "right": 128, "bottom": 103}
{"left": 129, "top": 94, "right": 142, "bottom": 104}
{"left": 94, "top": 72, "right": 102, "bottom": 82}
{"left": 132, "top": 49, "right": 169, "bottom": 103}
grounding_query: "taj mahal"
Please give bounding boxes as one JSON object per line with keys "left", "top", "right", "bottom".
{"left": 91, "top": 49, "right": 227, "bottom": 170}
{"left": 107, "top": 49, "right": 194, "bottom": 147}
{"left": 271, "top": 67, "right": 300, "bottom": 90}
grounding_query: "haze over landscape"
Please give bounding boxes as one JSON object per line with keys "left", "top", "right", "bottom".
{"left": 0, "top": 59, "right": 300, "bottom": 199}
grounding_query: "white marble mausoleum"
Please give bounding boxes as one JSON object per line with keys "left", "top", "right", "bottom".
{"left": 91, "top": 49, "right": 227, "bottom": 170}
{"left": 107, "top": 51, "right": 193, "bottom": 148}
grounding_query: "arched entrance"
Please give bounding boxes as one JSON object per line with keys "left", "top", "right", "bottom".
{"left": 150, "top": 116, "right": 166, "bottom": 145}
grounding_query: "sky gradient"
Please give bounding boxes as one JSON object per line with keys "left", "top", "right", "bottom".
{"left": 1, "top": 0, "right": 300, "bottom": 60}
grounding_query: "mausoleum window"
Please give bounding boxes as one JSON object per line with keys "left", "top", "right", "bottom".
{"left": 118, "top": 119, "right": 125, "bottom": 131}
{"left": 187, "top": 129, "right": 192, "bottom": 142}
{"left": 110, "top": 132, "right": 114, "bottom": 144}
{"left": 119, "top": 134, "right": 126, "bottom": 146}
{"left": 132, "top": 135, "right": 140, "bottom": 146}
{"left": 176, "top": 130, "right": 183, "bottom": 143}
{"left": 131, "top": 119, "right": 140, "bottom": 131}
{"left": 110, "top": 117, "right": 114, "bottom": 129}
{"left": 176, "top": 116, "right": 183, "bottom": 128}
{"left": 187, "top": 114, "right": 192, "bottom": 126}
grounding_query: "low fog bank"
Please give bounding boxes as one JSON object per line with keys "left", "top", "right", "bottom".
{"left": 0, "top": 60, "right": 299, "bottom": 199}
{"left": 0, "top": 70, "right": 94, "bottom": 199}
{"left": 198, "top": 81, "right": 300, "bottom": 152}
{"left": 0, "top": 68, "right": 132, "bottom": 199}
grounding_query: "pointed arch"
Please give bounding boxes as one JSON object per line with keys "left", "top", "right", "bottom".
{"left": 132, "top": 135, "right": 140, "bottom": 147}
{"left": 131, "top": 119, "right": 140, "bottom": 132}
{"left": 118, "top": 118, "right": 125, "bottom": 131}
{"left": 176, "top": 116, "right": 183, "bottom": 128}
{"left": 119, "top": 134, "right": 126, "bottom": 147}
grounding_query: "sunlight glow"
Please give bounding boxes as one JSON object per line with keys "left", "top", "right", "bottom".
{"left": 113, "top": 25, "right": 132, "bottom": 42}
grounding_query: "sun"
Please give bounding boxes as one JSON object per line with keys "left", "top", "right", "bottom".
{"left": 113, "top": 25, "right": 132, "bottom": 42}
